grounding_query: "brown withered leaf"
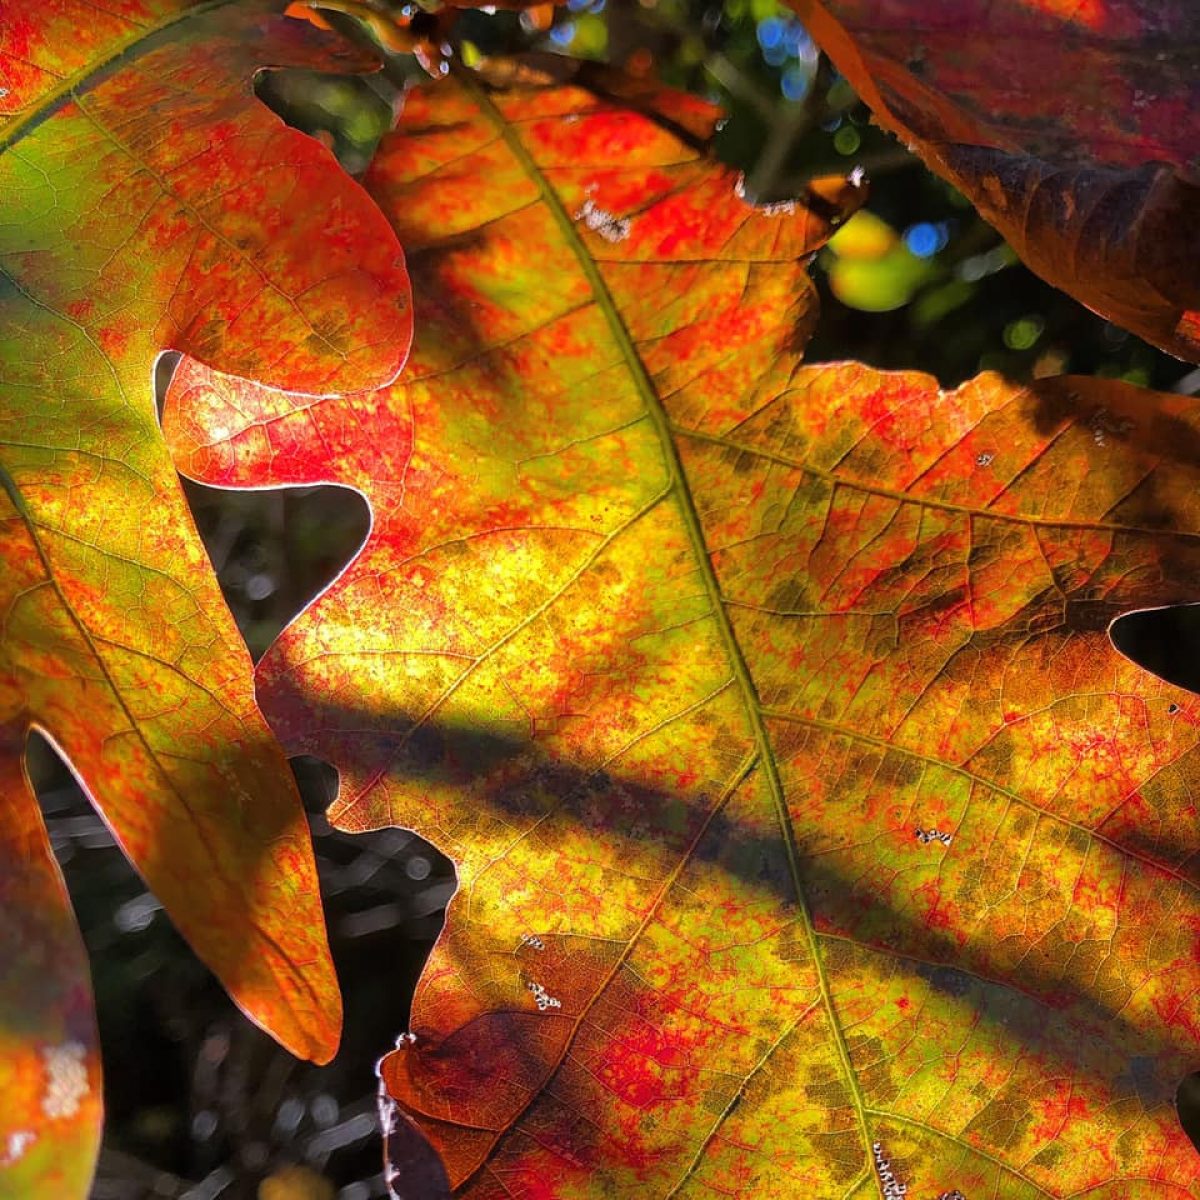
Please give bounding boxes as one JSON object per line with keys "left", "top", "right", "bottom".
{"left": 791, "top": 0, "right": 1200, "bottom": 360}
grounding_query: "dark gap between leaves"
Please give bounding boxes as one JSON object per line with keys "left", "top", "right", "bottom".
{"left": 1180, "top": 1073, "right": 1200, "bottom": 1155}
{"left": 29, "top": 728, "right": 453, "bottom": 1196}
{"left": 1110, "top": 605, "right": 1200, "bottom": 697}
{"left": 254, "top": 65, "right": 399, "bottom": 176}
{"left": 154, "top": 346, "right": 373, "bottom": 665}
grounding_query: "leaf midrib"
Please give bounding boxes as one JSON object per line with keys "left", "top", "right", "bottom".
{"left": 0, "top": 0, "right": 238, "bottom": 154}
{"left": 457, "top": 68, "right": 874, "bottom": 1189}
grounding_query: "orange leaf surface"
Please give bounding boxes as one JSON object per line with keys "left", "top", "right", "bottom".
{"left": 0, "top": 1, "right": 412, "bottom": 1188}
{"left": 167, "top": 63, "right": 1200, "bottom": 1194}
{"left": 791, "top": 0, "right": 1200, "bottom": 361}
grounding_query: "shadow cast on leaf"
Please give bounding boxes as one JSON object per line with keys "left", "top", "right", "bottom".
{"left": 297, "top": 699, "right": 1200, "bottom": 1188}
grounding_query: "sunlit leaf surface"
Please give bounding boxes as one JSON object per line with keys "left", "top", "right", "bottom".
{"left": 0, "top": 1, "right": 412, "bottom": 1187}
{"left": 168, "top": 61, "right": 1200, "bottom": 1196}
{"left": 791, "top": 0, "right": 1200, "bottom": 361}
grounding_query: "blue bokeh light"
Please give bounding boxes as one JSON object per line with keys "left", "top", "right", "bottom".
{"left": 757, "top": 17, "right": 785, "bottom": 49}
{"left": 549, "top": 21, "right": 575, "bottom": 43}
{"left": 781, "top": 66, "right": 813, "bottom": 101}
{"left": 904, "top": 222, "right": 948, "bottom": 258}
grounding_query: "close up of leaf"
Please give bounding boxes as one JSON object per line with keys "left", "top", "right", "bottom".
{"left": 0, "top": 1, "right": 412, "bottom": 1186}
{"left": 166, "top": 62, "right": 1200, "bottom": 1195}
{"left": 789, "top": 0, "right": 1200, "bottom": 362}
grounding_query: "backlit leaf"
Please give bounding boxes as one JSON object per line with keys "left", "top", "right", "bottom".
{"left": 790, "top": 0, "right": 1200, "bottom": 361}
{"left": 167, "top": 62, "right": 1200, "bottom": 1195}
{"left": 0, "top": 1, "right": 412, "bottom": 1186}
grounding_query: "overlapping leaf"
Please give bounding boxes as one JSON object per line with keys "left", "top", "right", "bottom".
{"left": 168, "top": 61, "right": 1200, "bottom": 1195}
{"left": 0, "top": 1, "right": 411, "bottom": 1187}
{"left": 790, "top": 0, "right": 1200, "bottom": 361}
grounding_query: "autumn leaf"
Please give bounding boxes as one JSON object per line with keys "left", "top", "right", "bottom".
{"left": 0, "top": 1, "right": 411, "bottom": 1187}
{"left": 789, "top": 0, "right": 1200, "bottom": 362}
{"left": 167, "top": 61, "right": 1200, "bottom": 1194}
